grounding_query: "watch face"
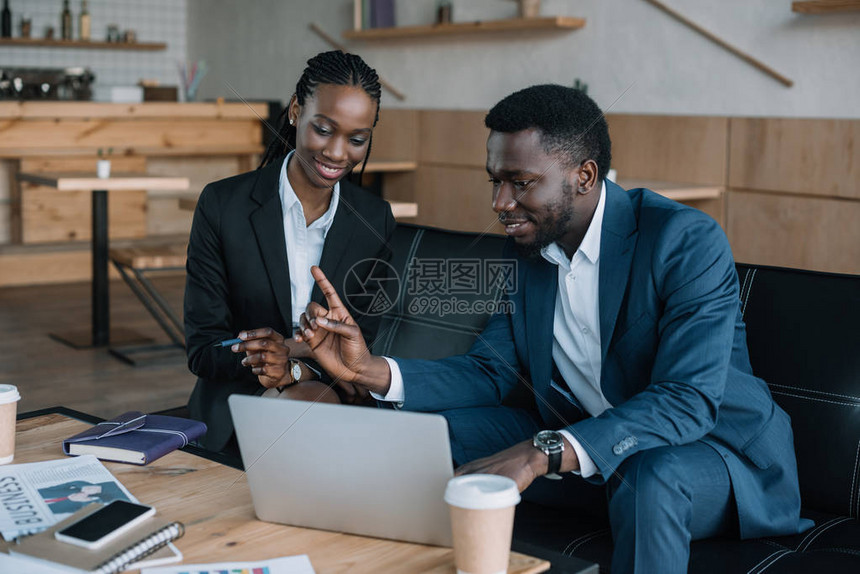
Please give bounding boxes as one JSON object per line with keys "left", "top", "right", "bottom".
{"left": 536, "top": 430, "right": 562, "bottom": 448}
{"left": 291, "top": 362, "right": 302, "bottom": 382}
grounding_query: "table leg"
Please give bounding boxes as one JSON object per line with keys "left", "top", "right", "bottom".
{"left": 92, "top": 189, "right": 109, "bottom": 346}
{"left": 48, "top": 188, "right": 153, "bottom": 351}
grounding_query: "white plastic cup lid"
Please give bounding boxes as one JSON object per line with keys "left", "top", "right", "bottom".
{"left": 444, "top": 474, "right": 521, "bottom": 510}
{"left": 0, "top": 385, "right": 21, "bottom": 405}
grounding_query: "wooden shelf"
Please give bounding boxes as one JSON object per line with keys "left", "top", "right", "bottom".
{"left": 617, "top": 179, "right": 723, "bottom": 202}
{"left": 0, "top": 37, "right": 166, "bottom": 51}
{"left": 343, "top": 16, "right": 585, "bottom": 41}
{"left": 792, "top": 1, "right": 860, "bottom": 13}
{"left": 357, "top": 160, "right": 418, "bottom": 173}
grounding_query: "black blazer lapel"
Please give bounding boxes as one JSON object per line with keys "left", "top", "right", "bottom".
{"left": 249, "top": 161, "right": 293, "bottom": 328}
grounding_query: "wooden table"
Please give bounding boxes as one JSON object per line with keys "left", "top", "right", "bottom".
{"left": 12, "top": 410, "right": 550, "bottom": 574}
{"left": 16, "top": 173, "right": 190, "bottom": 349}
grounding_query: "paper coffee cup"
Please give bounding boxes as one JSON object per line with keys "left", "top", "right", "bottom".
{"left": 0, "top": 385, "right": 21, "bottom": 465}
{"left": 444, "top": 474, "right": 521, "bottom": 574}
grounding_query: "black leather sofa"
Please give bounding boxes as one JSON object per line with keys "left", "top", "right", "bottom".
{"left": 373, "top": 222, "right": 860, "bottom": 573}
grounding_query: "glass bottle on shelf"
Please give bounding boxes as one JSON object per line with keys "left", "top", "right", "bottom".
{"left": 61, "top": 0, "right": 71, "bottom": 40}
{"left": 78, "top": 0, "right": 89, "bottom": 41}
{"left": 1, "top": 0, "right": 11, "bottom": 39}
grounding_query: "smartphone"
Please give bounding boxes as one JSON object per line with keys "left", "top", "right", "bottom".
{"left": 54, "top": 500, "right": 155, "bottom": 549}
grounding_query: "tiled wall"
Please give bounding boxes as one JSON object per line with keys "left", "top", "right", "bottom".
{"left": 0, "top": 0, "right": 186, "bottom": 92}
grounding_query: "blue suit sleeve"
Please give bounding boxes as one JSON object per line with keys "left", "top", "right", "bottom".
{"left": 568, "top": 210, "right": 739, "bottom": 483}
{"left": 396, "top": 304, "right": 522, "bottom": 412}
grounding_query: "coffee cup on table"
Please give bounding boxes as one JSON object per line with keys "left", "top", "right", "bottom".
{"left": 0, "top": 384, "right": 21, "bottom": 465}
{"left": 444, "top": 474, "right": 521, "bottom": 574}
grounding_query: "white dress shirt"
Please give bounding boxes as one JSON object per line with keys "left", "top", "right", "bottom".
{"left": 376, "top": 183, "right": 610, "bottom": 478}
{"left": 279, "top": 152, "right": 340, "bottom": 327}
{"left": 543, "top": 182, "right": 609, "bottom": 478}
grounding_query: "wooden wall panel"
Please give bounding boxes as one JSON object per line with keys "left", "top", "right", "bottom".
{"left": 0, "top": 204, "right": 9, "bottom": 245}
{"left": 410, "top": 166, "right": 502, "bottom": 234}
{"left": 19, "top": 184, "right": 147, "bottom": 243}
{"left": 147, "top": 156, "right": 242, "bottom": 196}
{"left": 13, "top": 155, "right": 148, "bottom": 244}
{"left": 145, "top": 156, "right": 245, "bottom": 237}
{"left": 729, "top": 118, "right": 860, "bottom": 200}
{"left": 0, "top": 249, "right": 120, "bottom": 287}
{"left": 372, "top": 109, "right": 418, "bottom": 161}
{"left": 727, "top": 190, "right": 860, "bottom": 274}
{"left": 606, "top": 114, "right": 729, "bottom": 185}
{"left": 19, "top": 156, "right": 147, "bottom": 174}
{"left": 0, "top": 160, "right": 13, "bottom": 244}
{"left": 419, "top": 110, "right": 488, "bottom": 168}
{"left": 147, "top": 197, "right": 193, "bottom": 236}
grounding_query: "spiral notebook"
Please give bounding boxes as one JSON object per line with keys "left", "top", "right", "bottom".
{"left": 9, "top": 503, "right": 184, "bottom": 574}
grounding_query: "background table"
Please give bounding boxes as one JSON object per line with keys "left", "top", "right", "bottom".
{"left": 16, "top": 173, "right": 189, "bottom": 349}
{"left": 11, "top": 409, "right": 551, "bottom": 574}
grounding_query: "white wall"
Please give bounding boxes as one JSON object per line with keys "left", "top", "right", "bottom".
{"left": 1, "top": 0, "right": 187, "bottom": 91}
{"left": 187, "top": 0, "right": 860, "bottom": 118}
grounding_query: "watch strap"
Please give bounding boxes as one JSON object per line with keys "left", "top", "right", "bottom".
{"left": 547, "top": 449, "right": 562, "bottom": 475}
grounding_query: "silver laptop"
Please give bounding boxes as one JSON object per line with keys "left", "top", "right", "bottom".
{"left": 228, "top": 394, "right": 454, "bottom": 547}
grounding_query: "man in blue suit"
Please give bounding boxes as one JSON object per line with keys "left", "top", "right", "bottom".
{"left": 296, "top": 85, "right": 809, "bottom": 573}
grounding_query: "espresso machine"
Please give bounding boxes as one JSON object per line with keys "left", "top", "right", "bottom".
{"left": 0, "top": 66, "right": 95, "bottom": 100}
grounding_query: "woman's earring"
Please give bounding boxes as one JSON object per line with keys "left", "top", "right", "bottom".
{"left": 289, "top": 118, "right": 294, "bottom": 125}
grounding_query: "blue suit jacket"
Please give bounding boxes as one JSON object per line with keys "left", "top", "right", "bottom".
{"left": 396, "top": 181, "right": 807, "bottom": 539}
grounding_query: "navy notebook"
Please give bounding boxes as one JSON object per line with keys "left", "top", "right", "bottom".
{"left": 63, "top": 411, "right": 207, "bottom": 465}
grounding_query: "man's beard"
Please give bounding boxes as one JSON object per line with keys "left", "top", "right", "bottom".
{"left": 513, "top": 182, "right": 575, "bottom": 259}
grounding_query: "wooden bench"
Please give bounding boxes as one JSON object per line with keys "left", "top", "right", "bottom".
{"left": 109, "top": 244, "right": 187, "bottom": 364}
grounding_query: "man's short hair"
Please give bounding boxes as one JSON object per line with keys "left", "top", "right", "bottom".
{"left": 485, "top": 84, "right": 612, "bottom": 181}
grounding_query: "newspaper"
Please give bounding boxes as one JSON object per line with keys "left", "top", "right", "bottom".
{"left": 0, "top": 455, "right": 136, "bottom": 540}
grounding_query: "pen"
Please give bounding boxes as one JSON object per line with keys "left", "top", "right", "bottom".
{"left": 213, "top": 337, "right": 243, "bottom": 348}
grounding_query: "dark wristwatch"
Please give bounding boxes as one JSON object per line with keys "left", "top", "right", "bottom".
{"left": 533, "top": 430, "right": 565, "bottom": 475}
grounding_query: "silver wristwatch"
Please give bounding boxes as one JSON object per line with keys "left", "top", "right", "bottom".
{"left": 533, "top": 430, "right": 565, "bottom": 475}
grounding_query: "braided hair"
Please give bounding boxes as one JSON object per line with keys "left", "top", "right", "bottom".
{"left": 258, "top": 50, "right": 382, "bottom": 186}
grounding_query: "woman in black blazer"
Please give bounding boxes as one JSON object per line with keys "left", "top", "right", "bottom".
{"left": 184, "top": 51, "right": 396, "bottom": 452}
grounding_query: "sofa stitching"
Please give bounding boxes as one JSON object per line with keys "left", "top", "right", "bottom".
{"left": 746, "top": 549, "right": 790, "bottom": 574}
{"left": 798, "top": 516, "right": 852, "bottom": 551}
{"left": 755, "top": 549, "right": 792, "bottom": 573}
{"left": 739, "top": 268, "right": 751, "bottom": 312}
{"left": 770, "top": 390, "right": 860, "bottom": 409}
{"left": 768, "top": 383, "right": 860, "bottom": 403}
{"left": 759, "top": 539, "right": 792, "bottom": 551}
{"left": 813, "top": 547, "right": 860, "bottom": 557}
{"left": 741, "top": 268, "right": 757, "bottom": 317}
{"left": 796, "top": 517, "right": 840, "bottom": 550}
{"left": 562, "top": 528, "right": 611, "bottom": 556}
{"left": 851, "top": 441, "right": 860, "bottom": 518}
{"left": 561, "top": 529, "right": 600, "bottom": 555}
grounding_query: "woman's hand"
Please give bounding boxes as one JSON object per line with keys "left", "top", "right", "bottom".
{"left": 232, "top": 327, "right": 292, "bottom": 389}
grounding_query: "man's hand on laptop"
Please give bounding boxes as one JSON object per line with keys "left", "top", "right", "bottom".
{"left": 295, "top": 266, "right": 392, "bottom": 396}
